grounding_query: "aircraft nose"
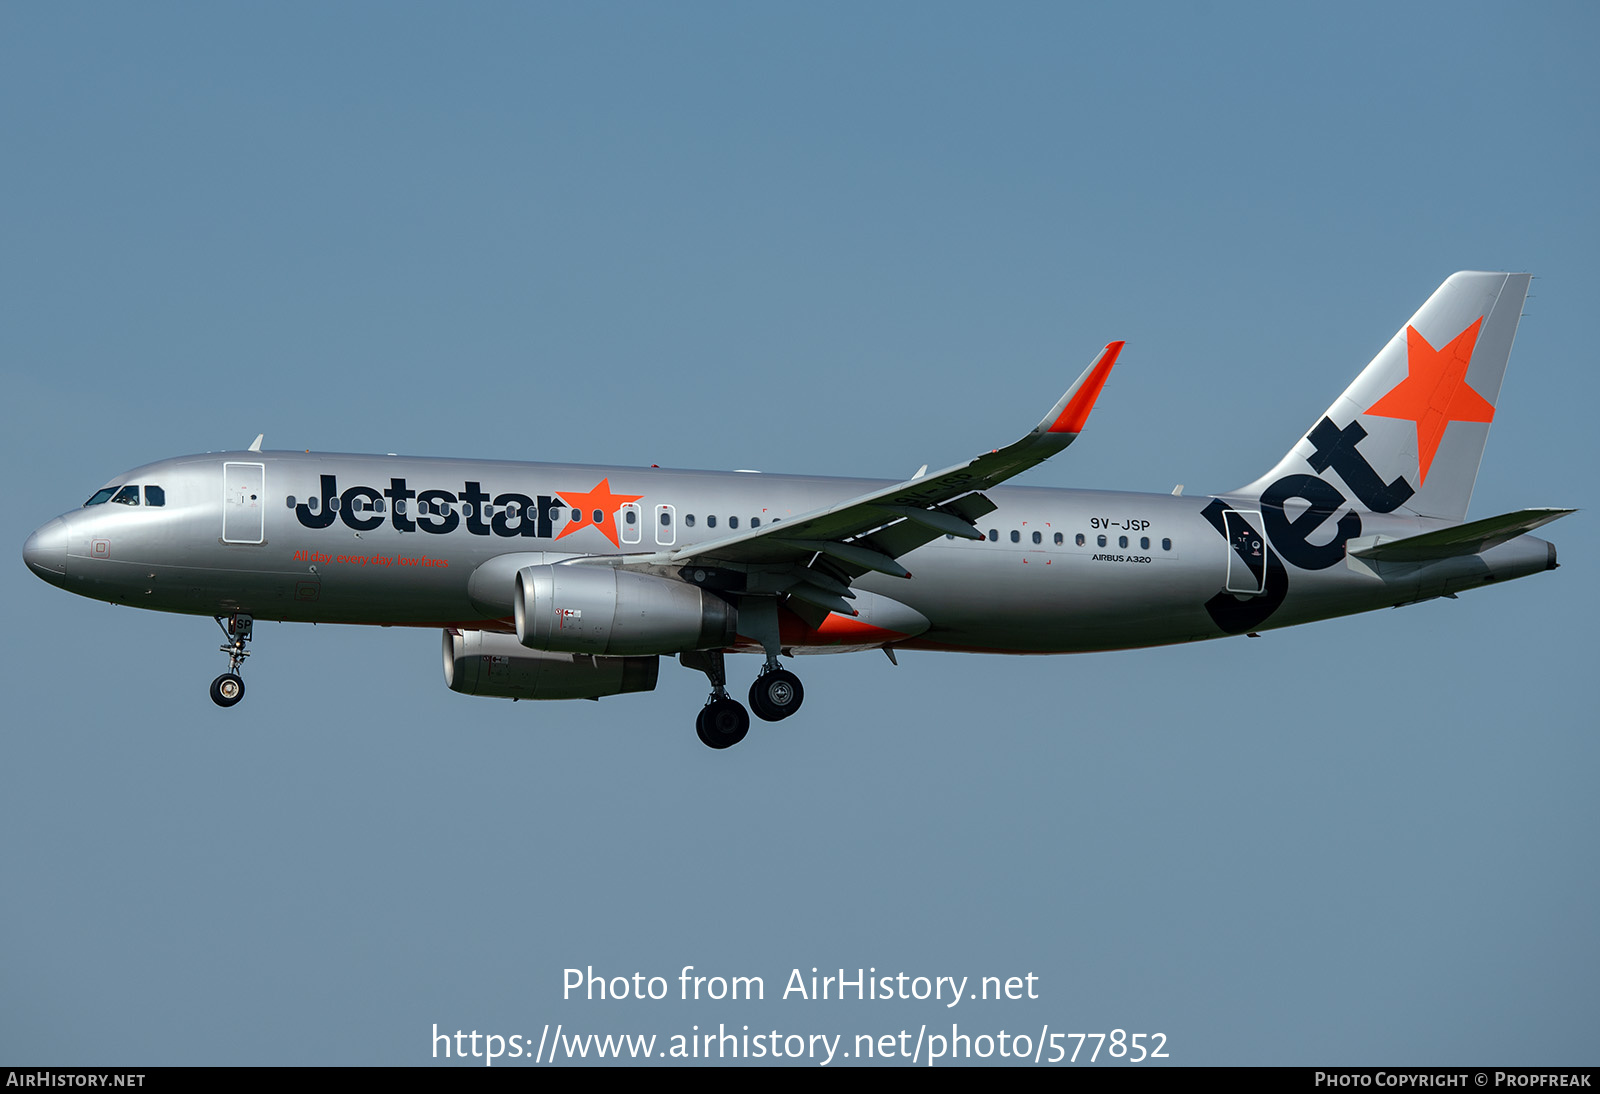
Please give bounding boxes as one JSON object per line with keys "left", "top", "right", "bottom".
{"left": 23, "top": 517, "right": 68, "bottom": 585}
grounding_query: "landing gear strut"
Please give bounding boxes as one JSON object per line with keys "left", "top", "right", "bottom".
{"left": 211, "top": 613, "right": 252, "bottom": 708}
{"left": 684, "top": 650, "right": 750, "bottom": 749}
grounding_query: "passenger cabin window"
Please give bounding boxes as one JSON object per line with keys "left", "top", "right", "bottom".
{"left": 729, "top": 516, "right": 739, "bottom": 529}
{"left": 1055, "top": 533, "right": 1064, "bottom": 545}
{"left": 707, "top": 515, "right": 717, "bottom": 528}
{"left": 1010, "top": 530, "right": 1020, "bottom": 543}
{"left": 685, "top": 514, "right": 696, "bottom": 527}
{"left": 1076, "top": 533, "right": 1085, "bottom": 546}
{"left": 112, "top": 485, "right": 140, "bottom": 506}
{"left": 1097, "top": 534, "right": 1107, "bottom": 547}
{"left": 1032, "top": 531, "right": 1042, "bottom": 545}
{"left": 1162, "top": 538, "right": 1172, "bottom": 551}
{"left": 751, "top": 517, "right": 760, "bottom": 528}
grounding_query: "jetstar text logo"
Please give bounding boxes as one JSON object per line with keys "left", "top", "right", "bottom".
{"left": 291, "top": 475, "right": 639, "bottom": 543}
{"left": 1203, "top": 416, "right": 1416, "bottom": 631}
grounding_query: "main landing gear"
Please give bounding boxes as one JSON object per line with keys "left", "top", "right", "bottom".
{"left": 683, "top": 651, "right": 806, "bottom": 750}
{"left": 210, "top": 613, "right": 252, "bottom": 708}
{"left": 696, "top": 697, "right": 749, "bottom": 750}
{"left": 749, "top": 662, "right": 804, "bottom": 722}
{"left": 689, "top": 650, "right": 748, "bottom": 749}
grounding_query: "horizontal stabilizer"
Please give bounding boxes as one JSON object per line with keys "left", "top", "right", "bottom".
{"left": 1349, "top": 508, "right": 1574, "bottom": 562}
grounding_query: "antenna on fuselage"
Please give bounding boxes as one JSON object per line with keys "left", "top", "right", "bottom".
{"left": 248, "top": 434, "right": 264, "bottom": 452}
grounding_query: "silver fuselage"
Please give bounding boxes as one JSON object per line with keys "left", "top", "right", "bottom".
{"left": 23, "top": 450, "right": 1556, "bottom": 655}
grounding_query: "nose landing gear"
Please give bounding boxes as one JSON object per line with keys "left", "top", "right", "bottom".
{"left": 210, "top": 614, "right": 253, "bottom": 708}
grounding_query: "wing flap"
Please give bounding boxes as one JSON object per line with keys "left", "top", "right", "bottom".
{"left": 775, "top": 538, "right": 913, "bottom": 579}
{"left": 868, "top": 504, "right": 987, "bottom": 540}
{"left": 784, "top": 583, "right": 858, "bottom": 616}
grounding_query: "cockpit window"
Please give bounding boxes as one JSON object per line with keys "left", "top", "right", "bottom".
{"left": 84, "top": 484, "right": 165, "bottom": 507}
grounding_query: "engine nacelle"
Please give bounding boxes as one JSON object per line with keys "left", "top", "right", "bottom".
{"left": 514, "top": 564, "right": 737, "bottom": 656}
{"left": 443, "top": 629, "right": 659, "bottom": 701}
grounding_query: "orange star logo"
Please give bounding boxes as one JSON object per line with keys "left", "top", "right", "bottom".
{"left": 554, "top": 478, "right": 643, "bottom": 547}
{"left": 1363, "top": 317, "right": 1494, "bottom": 485}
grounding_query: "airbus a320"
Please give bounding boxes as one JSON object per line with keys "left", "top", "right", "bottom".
{"left": 23, "top": 272, "right": 1570, "bottom": 748}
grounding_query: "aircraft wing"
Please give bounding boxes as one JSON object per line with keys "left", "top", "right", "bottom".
{"left": 637, "top": 342, "right": 1123, "bottom": 612}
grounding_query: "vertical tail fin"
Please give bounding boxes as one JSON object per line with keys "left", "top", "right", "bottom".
{"left": 1234, "top": 271, "right": 1531, "bottom": 522}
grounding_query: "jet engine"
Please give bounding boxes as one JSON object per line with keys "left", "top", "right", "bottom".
{"left": 442, "top": 628, "right": 659, "bottom": 701}
{"left": 513, "top": 563, "right": 737, "bottom": 656}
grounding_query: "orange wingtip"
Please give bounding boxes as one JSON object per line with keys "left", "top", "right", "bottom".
{"left": 1047, "top": 341, "right": 1124, "bottom": 434}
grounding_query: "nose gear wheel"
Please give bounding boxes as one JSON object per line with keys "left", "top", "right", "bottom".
{"left": 210, "top": 614, "right": 254, "bottom": 707}
{"left": 210, "top": 673, "right": 245, "bottom": 707}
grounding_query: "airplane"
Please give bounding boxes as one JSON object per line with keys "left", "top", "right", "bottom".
{"left": 22, "top": 272, "right": 1572, "bottom": 749}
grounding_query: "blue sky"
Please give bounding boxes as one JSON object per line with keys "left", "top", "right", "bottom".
{"left": 3, "top": 3, "right": 1595, "bottom": 1066}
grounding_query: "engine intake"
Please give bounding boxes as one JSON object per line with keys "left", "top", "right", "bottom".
{"left": 443, "top": 629, "right": 658, "bottom": 700}
{"left": 514, "top": 564, "right": 736, "bottom": 656}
